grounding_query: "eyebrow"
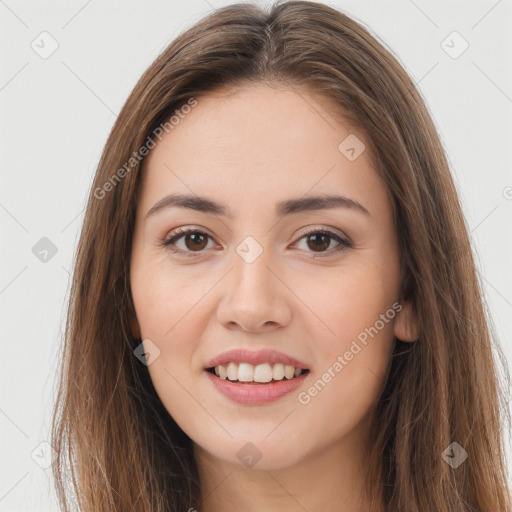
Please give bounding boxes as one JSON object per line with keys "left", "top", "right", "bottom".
{"left": 145, "top": 193, "right": 371, "bottom": 218}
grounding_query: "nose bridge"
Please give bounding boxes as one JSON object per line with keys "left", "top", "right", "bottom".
{"left": 231, "top": 236, "right": 276, "bottom": 302}
{"left": 216, "top": 235, "right": 290, "bottom": 331}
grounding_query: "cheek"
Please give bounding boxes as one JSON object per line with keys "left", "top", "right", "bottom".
{"left": 130, "top": 256, "right": 238, "bottom": 431}
{"left": 130, "top": 258, "right": 203, "bottom": 366}
{"left": 296, "top": 259, "right": 398, "bottom": 348}
{"left": 130, "top": 262, "right": 210, "bottom": 430}
{"left": 293, "top": 259, "right": 398, "bottom": 410}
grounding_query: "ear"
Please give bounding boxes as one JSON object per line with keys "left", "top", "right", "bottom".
{"left": 394, "top": 299, "right": 419, "bottom": 342}
{"left": 129, "top": 311, "right": 141, "bottom": 340}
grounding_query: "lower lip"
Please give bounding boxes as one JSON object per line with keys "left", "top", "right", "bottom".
{"left": 205, "top": 370, "right": 309, "bottom": 405}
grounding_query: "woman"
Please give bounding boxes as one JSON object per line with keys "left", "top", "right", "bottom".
{"left": 51, "top": 1, "right": 512, "bottom": 511}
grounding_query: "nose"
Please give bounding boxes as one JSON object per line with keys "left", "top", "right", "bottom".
{"left": 216, "top": 244, "right": 292, "bottom": 333}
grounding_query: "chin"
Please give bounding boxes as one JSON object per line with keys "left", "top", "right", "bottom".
{"left": 198, "top": 436, "right": 310, "bottom": 471}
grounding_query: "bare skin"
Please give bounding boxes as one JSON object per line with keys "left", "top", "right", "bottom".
{"left": 130, "top": 83, "right": 418, "bottom": 512}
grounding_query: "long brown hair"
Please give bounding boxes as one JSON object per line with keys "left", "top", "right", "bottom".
{"left": 51, "top": 1, "right": 512, "bottom": 510}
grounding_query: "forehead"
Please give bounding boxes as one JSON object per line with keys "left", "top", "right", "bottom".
{"left": 139, "top": 84, "right": 387, "bottom": 219}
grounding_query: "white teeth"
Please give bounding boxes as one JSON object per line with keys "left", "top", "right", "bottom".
{"left": 227, "top": 362, "right": 237, "bottom": 381}
{"left": 254, "top": 363, "right": 273, "bottom": 383}
{"left": 218, "top": 364, "right": 227, "bottom": 379}
{"left": 237, "top": 363, "right": 254, "bottom": 382}
{"left": 284, "top": 365, "right": 295, "bottom": 379}
{"left": 273, "top": 363, "right": 285, "bottom": 380}
{"left": 212, "top": 362, "right": 306, "bottom": 382}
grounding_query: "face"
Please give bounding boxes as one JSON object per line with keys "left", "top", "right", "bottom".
{"left": 130, "top": 83, "right": 414, "bottom": 470}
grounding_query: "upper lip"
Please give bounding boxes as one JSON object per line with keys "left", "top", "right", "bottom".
{"left": 204, "top": 348, "right": 310, "bottom": 370}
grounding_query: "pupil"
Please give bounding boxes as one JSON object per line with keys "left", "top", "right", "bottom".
{"left": 309, "top": 234, "right": 329, "bottom": 251}
{"left": 187, "top": 233, "right": 207, "bottom": 250}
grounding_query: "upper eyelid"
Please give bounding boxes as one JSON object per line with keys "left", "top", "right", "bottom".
{"left": 164, "top": 225, "right": 349, "bottom": 242}
{"left": 294, "top": 225, "right": 349, "bottom": 242}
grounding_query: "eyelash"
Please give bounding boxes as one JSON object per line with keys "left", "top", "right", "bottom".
{"left": 160, "top": 226, "right": 353, "bottom": 258}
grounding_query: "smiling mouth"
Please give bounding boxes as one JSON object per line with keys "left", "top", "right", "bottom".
{"left": 205, "top": 367, "right": 310, "bottom": 384}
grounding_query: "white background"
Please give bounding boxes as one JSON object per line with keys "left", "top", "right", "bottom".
{"left": 1, "top": 0, "right": 511, "bottom": 510}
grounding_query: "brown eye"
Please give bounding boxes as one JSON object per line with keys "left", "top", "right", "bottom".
{"left": 306, "top": 233, "right": 331, "bottom": 252}
{"left": 182, "top": 232, "right": 208, "bottom": 251}
{"left": 294, "top": 229, "right": 351, "bottom": 256}
{"left": 162, "top": 228, "right": 214, "bottom": 256}
{"left": 162, "top": 227, "right": 352, "bottom": 258}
